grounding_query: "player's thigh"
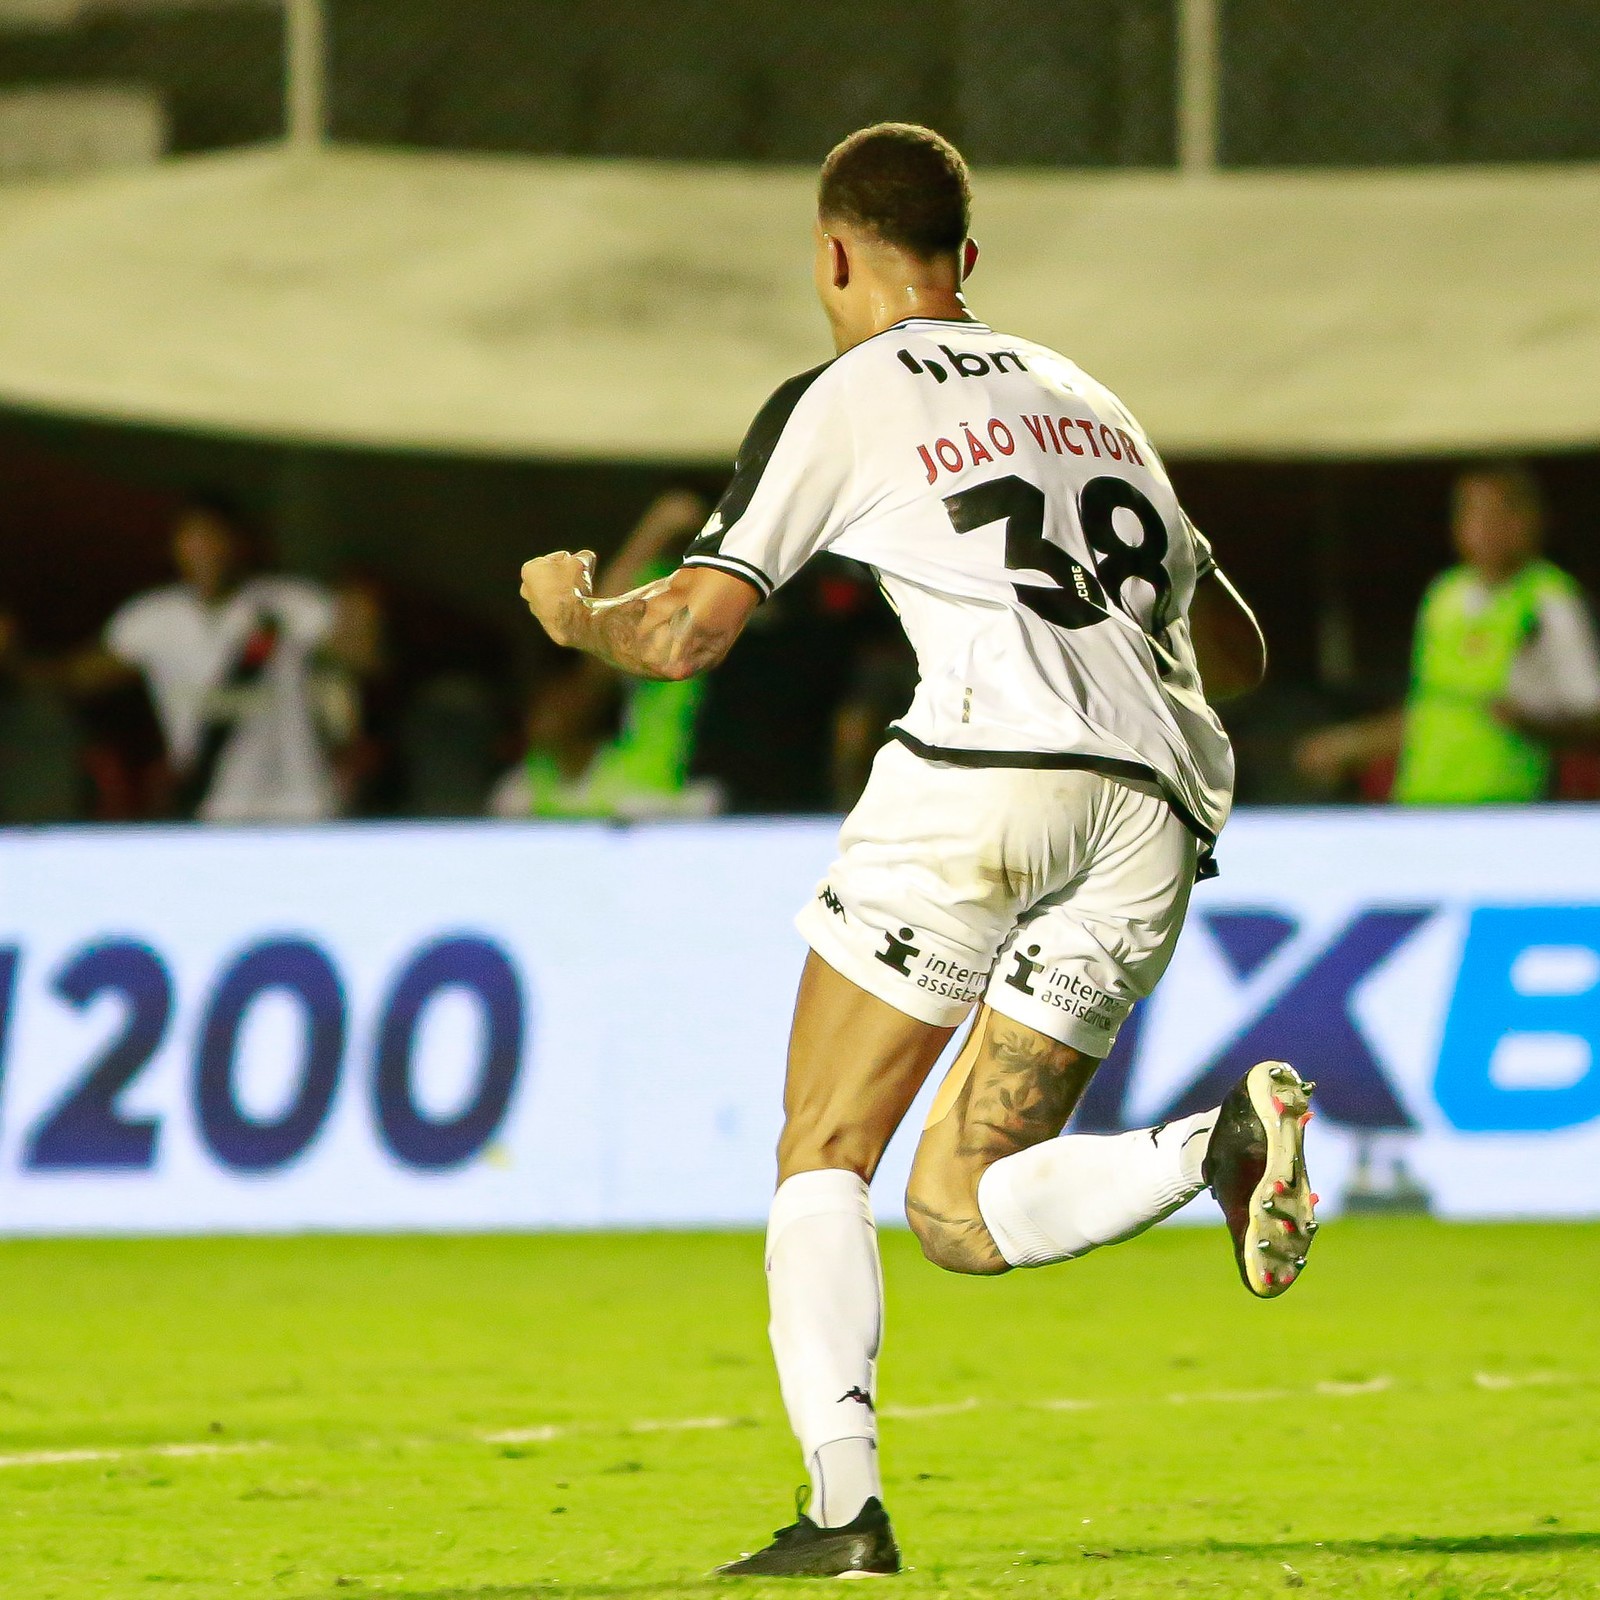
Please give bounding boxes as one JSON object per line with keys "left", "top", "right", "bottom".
{"left": 984, "top": 780, "right": 1199, "bottom": 1061}
{"left": 906, "top": 782, "right": 1198, "bottom": 1259}
{"left": 794, "top": 742, "right": 1044, "bottom": 1037}
{"left": 781, "top": 745, "right": 1041, "bottom": 1185}
{"left": 777, "top": 951, "right": 956, "bottom": 1185}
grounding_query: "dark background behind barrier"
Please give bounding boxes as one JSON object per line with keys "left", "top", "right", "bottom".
{"left": 3, "top": 0, "right": 1600, "bottom": 815}
{"left": 4, "top": 1, "right": 1600, "bottom": 167}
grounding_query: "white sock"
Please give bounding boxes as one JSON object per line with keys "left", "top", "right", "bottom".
{"left": 976, "top": 1111, "right": 1216, "bottom": 1268}
{"left": 766, "top": 1170, "right": 883, "bottom": 1526}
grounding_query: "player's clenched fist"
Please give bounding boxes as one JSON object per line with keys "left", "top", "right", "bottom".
{"left": 519, "top": 550, "right": 596, "bottom": 646}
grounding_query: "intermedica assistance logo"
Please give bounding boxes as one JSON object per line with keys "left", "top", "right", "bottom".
{"left": 868, "top": 922, "right": 986, "bottom": 1006}
{"left": 1002, "top": 943, "right": 1118, "bottom": 1036}
{"left": 1078, "top": 903, "right": 1600, "bottom": 1139}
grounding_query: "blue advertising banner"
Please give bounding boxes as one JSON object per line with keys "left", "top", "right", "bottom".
{"left": 0, "top": 807, "right": 1597, "bottom": 1232}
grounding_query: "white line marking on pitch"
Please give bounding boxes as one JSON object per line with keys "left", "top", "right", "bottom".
{"left": 0, "top": 1441, "right": 266, "bottom": 1470}
{"left": 477, "top": 1367, "right": 1584, "bottom": 1451}
{"left": 482, "top": 1416, "right": 749, "bottom": 1445}
{"left": 878, "top": 1398, "right": 981, "bottom": 1421}
{"left": 1316, "top": 1376, "right": 1393, "bottom": 1396}
{"left": 629, "top": 1416, "right": 745, "bottom": 1433}
{"left": 1166, "top": 1388, "right": 1291, "bottom": 1405}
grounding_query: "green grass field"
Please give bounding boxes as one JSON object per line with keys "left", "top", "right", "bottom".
{"left": 1, "top": 1221, "right": 1597, "bottom": 1599}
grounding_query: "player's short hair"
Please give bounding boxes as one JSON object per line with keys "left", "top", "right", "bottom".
{"left": 818, "top": 123, "right": 971, "bottom": 259}
{"left": 1456, "top": 459, "right": 1544, "bottom": 524}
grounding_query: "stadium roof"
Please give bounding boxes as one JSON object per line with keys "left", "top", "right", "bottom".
{"left": 0, "top": 145, "right": 1597, "bottom": 461}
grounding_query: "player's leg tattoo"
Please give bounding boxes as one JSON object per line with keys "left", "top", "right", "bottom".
{"left": 909, "top": 1006, "right": 1220, "bottom": 1276}
{"left": 957, "top": 1019, "right": 1096, "bottom": 1163}
{"left": 906, "top": 1010, "right": 1096, "bottom": 1275}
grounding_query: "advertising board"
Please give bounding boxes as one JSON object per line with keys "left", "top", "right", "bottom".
{"left": 1, "top": 808, "right": 1597, "bottom": 1232}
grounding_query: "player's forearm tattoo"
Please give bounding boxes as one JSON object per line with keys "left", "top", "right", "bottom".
{"left": 956, "top": 1022, "right": 1092, "bottom": 1162}
{"left": 561, "top": 592, "right": 732, "bottom": 681}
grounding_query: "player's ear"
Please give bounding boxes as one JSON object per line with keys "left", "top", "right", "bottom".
{"left": 828, "top": 233, "right": 851, "bottom": 290}
{"left": 961, "top": 237, "right": 980, "bottom": 282}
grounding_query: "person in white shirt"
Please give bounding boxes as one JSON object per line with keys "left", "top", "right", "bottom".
{"left": 77, "top": 499, "right": 343, "bottom": 823}
{"left": 519, "top": 124, "right": 1308, "bottom": 1576}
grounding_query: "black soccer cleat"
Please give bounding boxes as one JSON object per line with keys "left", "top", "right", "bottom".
{"left": 1202, "top": 1060, "right": 1319, "bottom": 1299}
{"left": 715, "top": 1490, "right": 901, "bottom": 1579}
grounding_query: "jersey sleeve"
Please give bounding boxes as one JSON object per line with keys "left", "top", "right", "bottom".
{"left": 266, "top": 578, "right": 336, "bottom": 648}
{"left": 1517, "top": 585, "right": 1600, "bottom": 716}
{"left": 103, "top": 593, "right": 163, "bottom": 666}
{"left": 1182, "top": 513, "right": 1218, "bottom": 582}
{"left": 681, "top": 362, "right": 854, "bottom": 599}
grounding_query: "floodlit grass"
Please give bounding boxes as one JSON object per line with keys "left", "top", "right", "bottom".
{"left": 1, "top": 1220, "right": 1597, "bottom": 1598}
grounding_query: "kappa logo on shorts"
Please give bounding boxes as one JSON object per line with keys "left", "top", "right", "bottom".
{"left": 838, "top": 1386, "right": 875, "bottom": 1412}
{"left": 1004, "top": 943, "right": 1046, "bottom": 996}
{"left": 820, "top": 886, "right": 845, "bottom": 918}
{"left": 875, "top": 926, "right": 922, "bottom": 976}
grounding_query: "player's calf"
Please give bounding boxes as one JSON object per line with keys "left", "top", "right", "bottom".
{"left": 906, "top": 1010, "right": 1097, "bottom": 1275}
{"left": 904, "top": 1184, "right": 1010, "bottom": 1275}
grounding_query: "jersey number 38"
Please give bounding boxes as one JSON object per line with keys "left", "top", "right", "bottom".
{"left": 942, "top": 474, "right": 1174, "bottom": 636}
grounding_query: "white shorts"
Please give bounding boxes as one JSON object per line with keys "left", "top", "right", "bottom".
{"left": 794, "top": 741, "right": 1199, "bottom": 1057}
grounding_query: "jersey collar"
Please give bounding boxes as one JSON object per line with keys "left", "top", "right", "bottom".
{"left": 887, "top": 316, "right": 993, "bottom": 334}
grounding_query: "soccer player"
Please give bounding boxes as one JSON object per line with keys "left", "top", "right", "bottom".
{"left": 520, "top": 123, "right": 1316, "bottom": 1578}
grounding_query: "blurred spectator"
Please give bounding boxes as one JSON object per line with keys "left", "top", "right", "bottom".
{"left": 0, "top": 604, "right": 85, "bottom": 823}
{"left": 690, "top": 557, "right": 904, "bottom": 814}
{"left": 830, "top": 626, "right": 918, "bottom": 810}
{"left": 1296, "top": 462, "right": 1600, "bottom": 803}
{"left": 490, "top": 490, "right": 719, "bottom": 820}
{"left": 59, "top": 496, "right": 352, "bottom": 823}
{"left": 324, "top": 570, "right": 513, "bottom": 818}
{"left": 324, "top": 572, "right": 392, "bottom": 812}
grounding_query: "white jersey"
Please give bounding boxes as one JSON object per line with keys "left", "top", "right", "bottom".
{"left": 682, "top": 316, "right": 1234, "bottom": 845}
{"left": 105, "top": 576, "right": 338, "bottom": 823}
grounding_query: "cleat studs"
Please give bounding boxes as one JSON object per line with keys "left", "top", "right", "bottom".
{"left": 1302, "top": 1080, "right": 1317, "bottom": 1095}
{"left": 1306, "top": 1222, "right": 1320, "bottom": 1236}
{"left": 1295, "top": 1257, "right": 1307, "bottom": 1268}
{"left": 1282, "top": 1219, "right": 1297, "bottom": 1234}
{"left": 1273, "top": 1180, "right": 1288, "bottom": 1195}
{"left": 1262, "top": 1196, "right": 1277, "bottom": 1214}
{"left": 1310, "top": 1193, "right": 1321, "bottom": 1206}
{"left": 1257, "top": 1239, "right": 1272, "bottom": 1252}
{"left": 1269, "top": 1065, "right": 1293, "bottom": 1083}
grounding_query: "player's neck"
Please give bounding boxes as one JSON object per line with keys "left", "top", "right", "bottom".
{"left": 834, "top": 288, "right": 978, "bottom": 354}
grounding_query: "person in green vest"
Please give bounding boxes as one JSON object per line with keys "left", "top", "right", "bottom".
{"left": 488, "top": 490, "right": 720, "bottom": 820}
{"left": 1297, "top": 462, "right": 1600, "bottom": 803}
